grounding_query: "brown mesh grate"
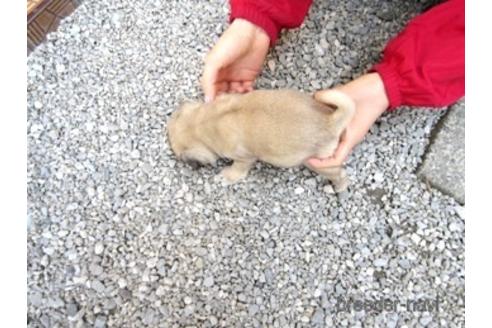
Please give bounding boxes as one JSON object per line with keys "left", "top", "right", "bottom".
{"left": 27, "top": 0, "right": 82, "bottom": 54}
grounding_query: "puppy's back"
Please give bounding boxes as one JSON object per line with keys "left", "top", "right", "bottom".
{"left": 238, "top": 89, "right": 332, "bottom": 126}
{"left": 232, "top": 90, "right": 342, "bottom": 165}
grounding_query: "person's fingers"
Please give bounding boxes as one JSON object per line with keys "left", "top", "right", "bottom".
{"left": 308, "top": 156, "right": 340, "bottom": 168}
{"left": 308, "top": 138, "right": 352, "bottom": 168}
{"left": 242, "top": 81, "right": 254, "bottom": 92}
{"left": 214, "top": 80, "right": 252, "bottom": 96}
{"left": 230, "top": 81, "right": 244, "bottom": 93}
{"left": 201, "top": 62, "right": 219, "bottom": 102}
{"left": 216, "top": 81, "right": 229, "bottom": 94}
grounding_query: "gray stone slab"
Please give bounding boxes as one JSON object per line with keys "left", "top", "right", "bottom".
{"left": 418, "top": 100, "right": 465, "bottom": 203}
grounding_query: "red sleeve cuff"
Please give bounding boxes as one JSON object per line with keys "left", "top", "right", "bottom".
{"left": 370, "top": 63, "right": 402, "bottom": 111}
{"left": 229, "top": 3, "right": 279, "bottom": 45}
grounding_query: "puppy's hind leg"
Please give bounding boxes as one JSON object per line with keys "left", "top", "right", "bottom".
{"left": 219, "top": 159, "right": 256, "bottom": 184}
{"left": 306, "top": 164, "right": 349, "bottom": 192}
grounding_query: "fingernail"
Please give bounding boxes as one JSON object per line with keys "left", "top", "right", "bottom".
{"left": 205, "top": 96, "right": 212, "bottom": 103}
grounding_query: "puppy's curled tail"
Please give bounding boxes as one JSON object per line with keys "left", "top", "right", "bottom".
{"left": 315, "top": 89, "right": 356, "bottom": 131}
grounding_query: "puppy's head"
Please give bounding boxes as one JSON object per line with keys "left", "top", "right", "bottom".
{"left": 167, "top": 101, "right": 218, "bottom": 166}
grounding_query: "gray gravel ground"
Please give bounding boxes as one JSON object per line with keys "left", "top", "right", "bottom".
{"left": 27, "top": 0, "right": 464, "bottom": 327}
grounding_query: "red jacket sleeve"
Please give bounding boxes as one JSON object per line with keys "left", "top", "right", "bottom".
{"left": 229, "top": 0, "right": 313, "bottom": 45}
{"left": 371, "top": 0, "right": 465, "bottom": 110}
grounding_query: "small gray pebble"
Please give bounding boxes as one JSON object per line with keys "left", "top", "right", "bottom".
{"left": 66, "top": 303, "right": 79, "bottom": 317}
{"left": 203, "top": 276, "right": 214, "bottom": 287}
{"left": 94, "top": 315, "right": 107, "bottom": 328}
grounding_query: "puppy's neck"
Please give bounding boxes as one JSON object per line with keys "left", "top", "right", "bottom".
{"left": 181, "top": 105, "right": 220, "bottom": 156}
{"left": 191, "top": 100, "right": 240, "bottom": 157}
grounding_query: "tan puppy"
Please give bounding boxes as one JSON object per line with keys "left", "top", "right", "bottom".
{"left": 167, "top": 89, "right": 355, "bottom": 192}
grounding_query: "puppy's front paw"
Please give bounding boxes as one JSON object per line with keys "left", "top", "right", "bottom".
{"left": 219, "top": 166, "right": 248, "bottom": 185}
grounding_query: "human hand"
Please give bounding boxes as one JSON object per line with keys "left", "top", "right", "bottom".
{"left": 307, "top": 121, "right": 365, "bottom": 168}
{"left": 201, "top": 18, "right": 270, "bottom": 102}
{"left": 307, "top": 73, "right": 390, "bottom": 168}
